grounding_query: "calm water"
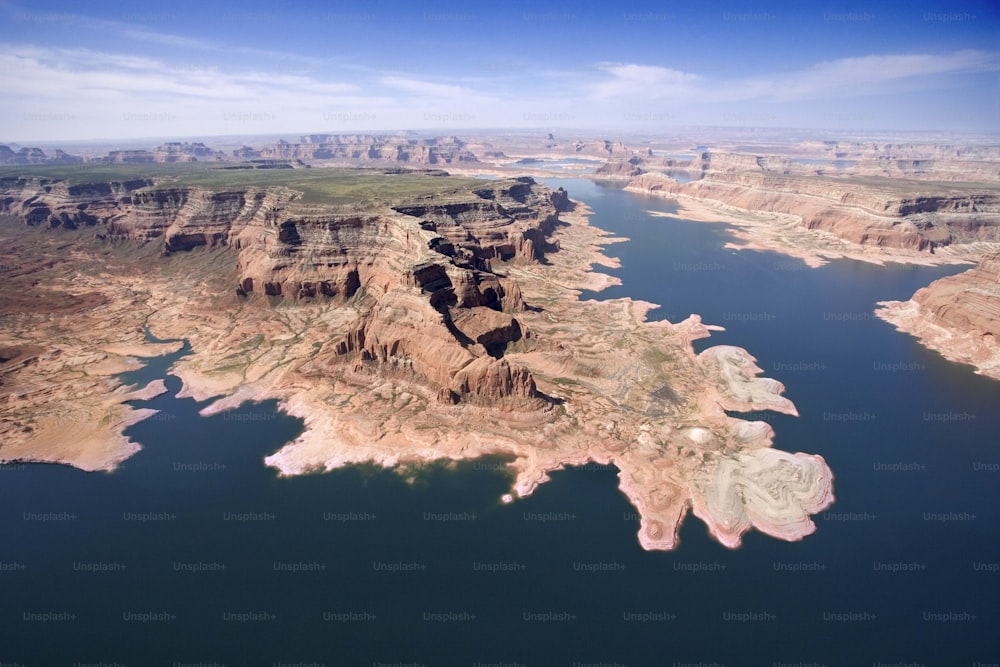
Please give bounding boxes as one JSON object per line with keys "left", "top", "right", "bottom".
{"left": 2, "top": 178, "right": 998, "bottom": 665}
{"left": 511, "top": 157, "right": 603, "bottom": 174}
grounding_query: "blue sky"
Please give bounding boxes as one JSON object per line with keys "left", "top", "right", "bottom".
{"left": 2, "top": 0, "right": 998, "bottom": 141}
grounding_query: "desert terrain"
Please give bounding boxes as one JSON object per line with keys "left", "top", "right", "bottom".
{"left": 3, "top": 129, "right": 997, "bottom": 551}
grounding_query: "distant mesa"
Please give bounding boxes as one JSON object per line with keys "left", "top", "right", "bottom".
{"left": 259, "top": 135, "right": 481, "bottom": 165}
{"left": 0, "top": 144, "right": 83, "bottom": 165}
{"left": 98, "top": 142, "right": 227, "bottom": 164}
{"left": 1, "top": 135, "right": 482, "bottom": 168}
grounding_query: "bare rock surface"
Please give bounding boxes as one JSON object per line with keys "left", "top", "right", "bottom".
{"left": 876, "top": 250, "right": 1000, "bottom": 380}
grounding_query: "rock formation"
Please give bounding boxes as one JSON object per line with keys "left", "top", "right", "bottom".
{"left": 97, "top": 142, "right": 225, "bottom": 164}
{"left": 571, "top": 139, "right": 649, "bottom": 158}
{"left": 796, "top": 140, "right": 1000, "bottom": 162}
{"left": 0, "top": 174, "right": 565, "bottom": 408}
{"left": 0, "top": 167, "right": 833, "bottom": 551}
{"left": 260, "top": 135, "right": 480, "bottom": 164}
{"left": 876, "top": 250, "right": 1000, "bottom": 380}
{"left": 0, "top": 144, "right": 84, "bottom": 165}
{"left": 594, "top": 157, "right": 645, "bottom": 178}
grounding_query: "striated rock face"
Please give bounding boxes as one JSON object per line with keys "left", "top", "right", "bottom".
{"left": 626, "top": 168, "right": 1000, "bottom": 253}
{"left": 152, "top": 142, "right": 225, "bottom": 162}
{"left": 797, "top": 140, "right": 1000, "bottom": 162}
{"left": 0, "top": 168, "right": 834, "bottom": 551}
{"left": 0, "top": 177, "right": 153, "bottom": 229}
{"left": 846, "top": 159, "right": 1000, "bottom": 183}
{"left": 572, "top": 139, "right": 645, "bottom": 157}
{"left": 660, "top": 144, "right": 1000, "bottom": 183}
{"left": 393, "top": 178, "right": 563, "bottom": 267}
{"left": 1, "top": 174, "right": 555, "bottom": 408}
{"left": 876, "top": 250, "right": 1000, "bottom": 379}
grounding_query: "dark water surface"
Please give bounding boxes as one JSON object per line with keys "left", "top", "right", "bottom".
{"left": 2, "top": 179, "right": 998, "bottom": 666}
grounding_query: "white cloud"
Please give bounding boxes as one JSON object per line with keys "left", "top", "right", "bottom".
{"left": 0, "top": 44, "right": 397, "bottom": 140}
{"left": 589, "top": 63, "right": 701, "bottom": 100}
{"left": 590, "top": 50, "right": 999, "bottom": 104}
{"left": 118, "top": 28, "right": 219, "bottom": 52}
{"left": 1, "top": 4, "right": 329, "bottom": 68}
{"left": 379, "top": 75, "right": 495, "bottom": 101}
{"left": 2, "top": 37, "right": 996, "bottom": 140}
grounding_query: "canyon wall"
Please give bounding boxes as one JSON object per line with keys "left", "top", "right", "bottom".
{"left": 0, "top": 175, "right": 568, "bottom": 408}
{"left": 876, "top": 250, "right": 1000, "bottom": 379}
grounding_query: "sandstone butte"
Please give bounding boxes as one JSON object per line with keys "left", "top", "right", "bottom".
{"left": 0, "top": 169, "right": 833, "bottom": 550}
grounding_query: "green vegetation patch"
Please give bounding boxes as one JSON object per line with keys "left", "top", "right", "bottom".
{"left": 3, "top": 163, "right": 496, "bottom": 206}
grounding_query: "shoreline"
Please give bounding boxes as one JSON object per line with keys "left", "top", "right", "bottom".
{"left": 875, "top": 299, "right": 1000, "bottom": 381}
{"left": 257, "top": 194, "right": 834, "bottom": 550}
{"left": 0, "top": 378, "right": 168, "bottom": 471}
{"left": 635, "top": 188, "right": 1000, "bottom": 381}
{"left": 633, "top": 190, "right": 988, "bottom": 269}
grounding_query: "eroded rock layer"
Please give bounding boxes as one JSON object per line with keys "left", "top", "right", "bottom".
{"left": 876, "top": 250, "right": 1000, "bottom": 380}
{"left": 626, "top": 170, "right": 1000, "bottom": 254}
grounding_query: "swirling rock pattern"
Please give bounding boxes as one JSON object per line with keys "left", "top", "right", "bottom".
{"left": 692, "top": 449, "right": 833, "bottom": 548}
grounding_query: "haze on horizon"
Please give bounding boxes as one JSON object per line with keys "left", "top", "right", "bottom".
{"left": 1, "top": 0, "right": 998, "bottom": 143}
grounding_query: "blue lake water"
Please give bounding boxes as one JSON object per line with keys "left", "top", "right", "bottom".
{"left": 2, "top": 178, "right": 998, "bottom": 665}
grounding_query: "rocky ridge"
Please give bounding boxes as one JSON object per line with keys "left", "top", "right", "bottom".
{"left": 0, "top": 144, "right": 84, "bottom": 165}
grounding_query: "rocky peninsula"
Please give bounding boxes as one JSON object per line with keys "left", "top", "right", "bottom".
{"left": 876, "top": 250, "right": 1000, "bottom": 380}
{"left": 0, "top": 164, "right": 833, "bottom": 550}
